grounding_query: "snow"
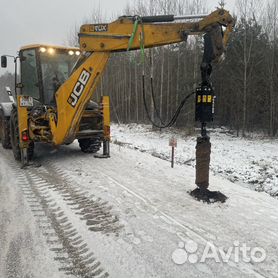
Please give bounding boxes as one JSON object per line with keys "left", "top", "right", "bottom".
{"left": 1, "top": 123, "right": 278, "bottom": 277}
{"left": 32, "top": 140, "right": 278, "bottom": 277}
{"left": 0, "top": 150, "right": 70, "bottom": 278}
{"left": 111, "top": 123, "right": 278, "bottom": 197}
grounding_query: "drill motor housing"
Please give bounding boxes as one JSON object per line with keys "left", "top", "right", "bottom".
{"left": 195, "top": 84, "right": 214, "bottom": 123}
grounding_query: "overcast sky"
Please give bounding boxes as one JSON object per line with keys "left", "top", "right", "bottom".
{"left": 0, "top": 0, "right": 235, "bottom": 75}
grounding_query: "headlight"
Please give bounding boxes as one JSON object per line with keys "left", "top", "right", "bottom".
{"left": 68, "top": 50, "right": 74, "bottom": 55}
{"left": 48, "top": 48, "right": 55, "bottom": 55}
{"left": 39, "top": 47, "right": 46, "bottom": 53}
{"left": 75, "top": 51, "right": 81, "bottom": 56}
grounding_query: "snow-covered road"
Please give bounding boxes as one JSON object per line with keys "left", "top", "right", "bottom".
{"left": 0, "top": 137, "right": 278, "bottom": 277}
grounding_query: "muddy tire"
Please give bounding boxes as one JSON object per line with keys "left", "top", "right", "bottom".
{"left": 78, "top": 137, "right": 101, "bottom": 153}
{"left": 0, "top": 109, "right": 11, "bottom": 149}
{"left": 10, "top": 108, "right": 34, "bottom": 161}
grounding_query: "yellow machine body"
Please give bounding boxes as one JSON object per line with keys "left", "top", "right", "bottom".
{"left": 10, "top": 8, "right": 234, "bottom": 164}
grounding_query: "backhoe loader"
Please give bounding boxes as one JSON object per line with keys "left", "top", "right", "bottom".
{"left": 0, "top": 8, "right": 235, "bottom": 171}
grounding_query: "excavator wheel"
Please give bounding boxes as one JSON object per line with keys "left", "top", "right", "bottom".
{"left": 78, "top": 137, "right": 101, "bottom": 153}
{"left": 10, "top": 108, "right": 34, "bottom": 161}
{"left": 0, "top": 109, "right": 11, "bottom": 149}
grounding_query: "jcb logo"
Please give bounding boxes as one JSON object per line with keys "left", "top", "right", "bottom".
{"left": 68, "top": 69, "right": 91, "bottom": 107}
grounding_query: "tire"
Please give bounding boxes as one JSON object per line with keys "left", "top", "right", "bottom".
{"left": 78, "top": 137, "right": 101, "bottom": 153}
{"left": 10, "top": 108, "right": 34, "bottom": 161}
{"left": 0, "top": 109, "right": 11, "bottom": 149}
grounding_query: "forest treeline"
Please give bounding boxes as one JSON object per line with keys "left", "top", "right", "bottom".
{"left": 93, "top": 0, "right": 278, "bottom": 136}
{"left": 0, "top": 0, "right": 277, "bottom": 136}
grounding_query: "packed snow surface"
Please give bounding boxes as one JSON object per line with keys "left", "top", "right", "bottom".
{"left": 111, "top": 123, "right": 278, "bottom": 197}
{"left": 1, "top": 123, "right": 278, "bottom": 278}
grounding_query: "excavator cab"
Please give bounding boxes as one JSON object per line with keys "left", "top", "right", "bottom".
{"left": 19, "top": 45, "right": 80, "bottom": 106}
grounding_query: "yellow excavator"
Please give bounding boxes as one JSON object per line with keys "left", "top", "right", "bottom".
{"left": 0, "top": 8, "right": 235, "bottom": 173}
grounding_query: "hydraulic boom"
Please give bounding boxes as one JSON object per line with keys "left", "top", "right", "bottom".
{"left": 49, "top": 8, "right": 234, "bottom": 145}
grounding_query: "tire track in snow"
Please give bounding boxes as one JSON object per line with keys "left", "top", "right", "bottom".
{"left": 2, "top": 153, "right": 109, "bottom": 278}
{"left": 47, "top": 154, "right": 269, "bottom": 277}
{"left": 1, "top": 145, "right": 270, "bottom": 277}
{"left": 34, "top": 160, "right": 123, "bottom": 235}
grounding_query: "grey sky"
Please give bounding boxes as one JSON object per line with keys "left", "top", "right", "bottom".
{"left": 0, "top": 0, "right": 235, "bottom": 75}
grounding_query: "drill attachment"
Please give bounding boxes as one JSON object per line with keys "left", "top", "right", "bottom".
{"left": 195, "top": 84, "right": 214, "bottom": 124}
{"left": 195, "top": 136, "right": 211, "bottom": 189}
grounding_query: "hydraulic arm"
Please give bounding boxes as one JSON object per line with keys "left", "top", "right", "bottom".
{"left": 49, "top": 8, "right": 234, "bottom": 145}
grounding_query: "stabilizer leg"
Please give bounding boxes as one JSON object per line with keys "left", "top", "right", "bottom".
{"left": 103, "top": 140, "right": 110, "bottom": 158}
{"left": 20, "top": 148, "right": 29, "bottom": 169}
{"left": 94, "top": 140, "right": 110, "bottom": 158}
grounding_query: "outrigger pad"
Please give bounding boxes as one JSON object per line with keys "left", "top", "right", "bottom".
{"left": 190, "top": 187, "right": 228, "bottom": 203}
{"left": 94, "top": 154, "right": 110, "bottom": 159}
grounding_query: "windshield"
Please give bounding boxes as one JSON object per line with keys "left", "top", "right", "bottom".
{"left": 40, "top": 49, "right": 79, "bottom": 105}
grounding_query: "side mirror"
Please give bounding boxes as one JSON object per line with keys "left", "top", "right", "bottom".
{"left": 1, "top": 56, "right": 7, "bottom": 68}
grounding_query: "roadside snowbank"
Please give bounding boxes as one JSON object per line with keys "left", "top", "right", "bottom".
{"left": 111, "top": 124, "right": 278, "bottom": 197}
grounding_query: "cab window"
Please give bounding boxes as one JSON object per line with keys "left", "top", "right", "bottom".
{"left": 21, "top": 49, "right": 40, "bottom": 99}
